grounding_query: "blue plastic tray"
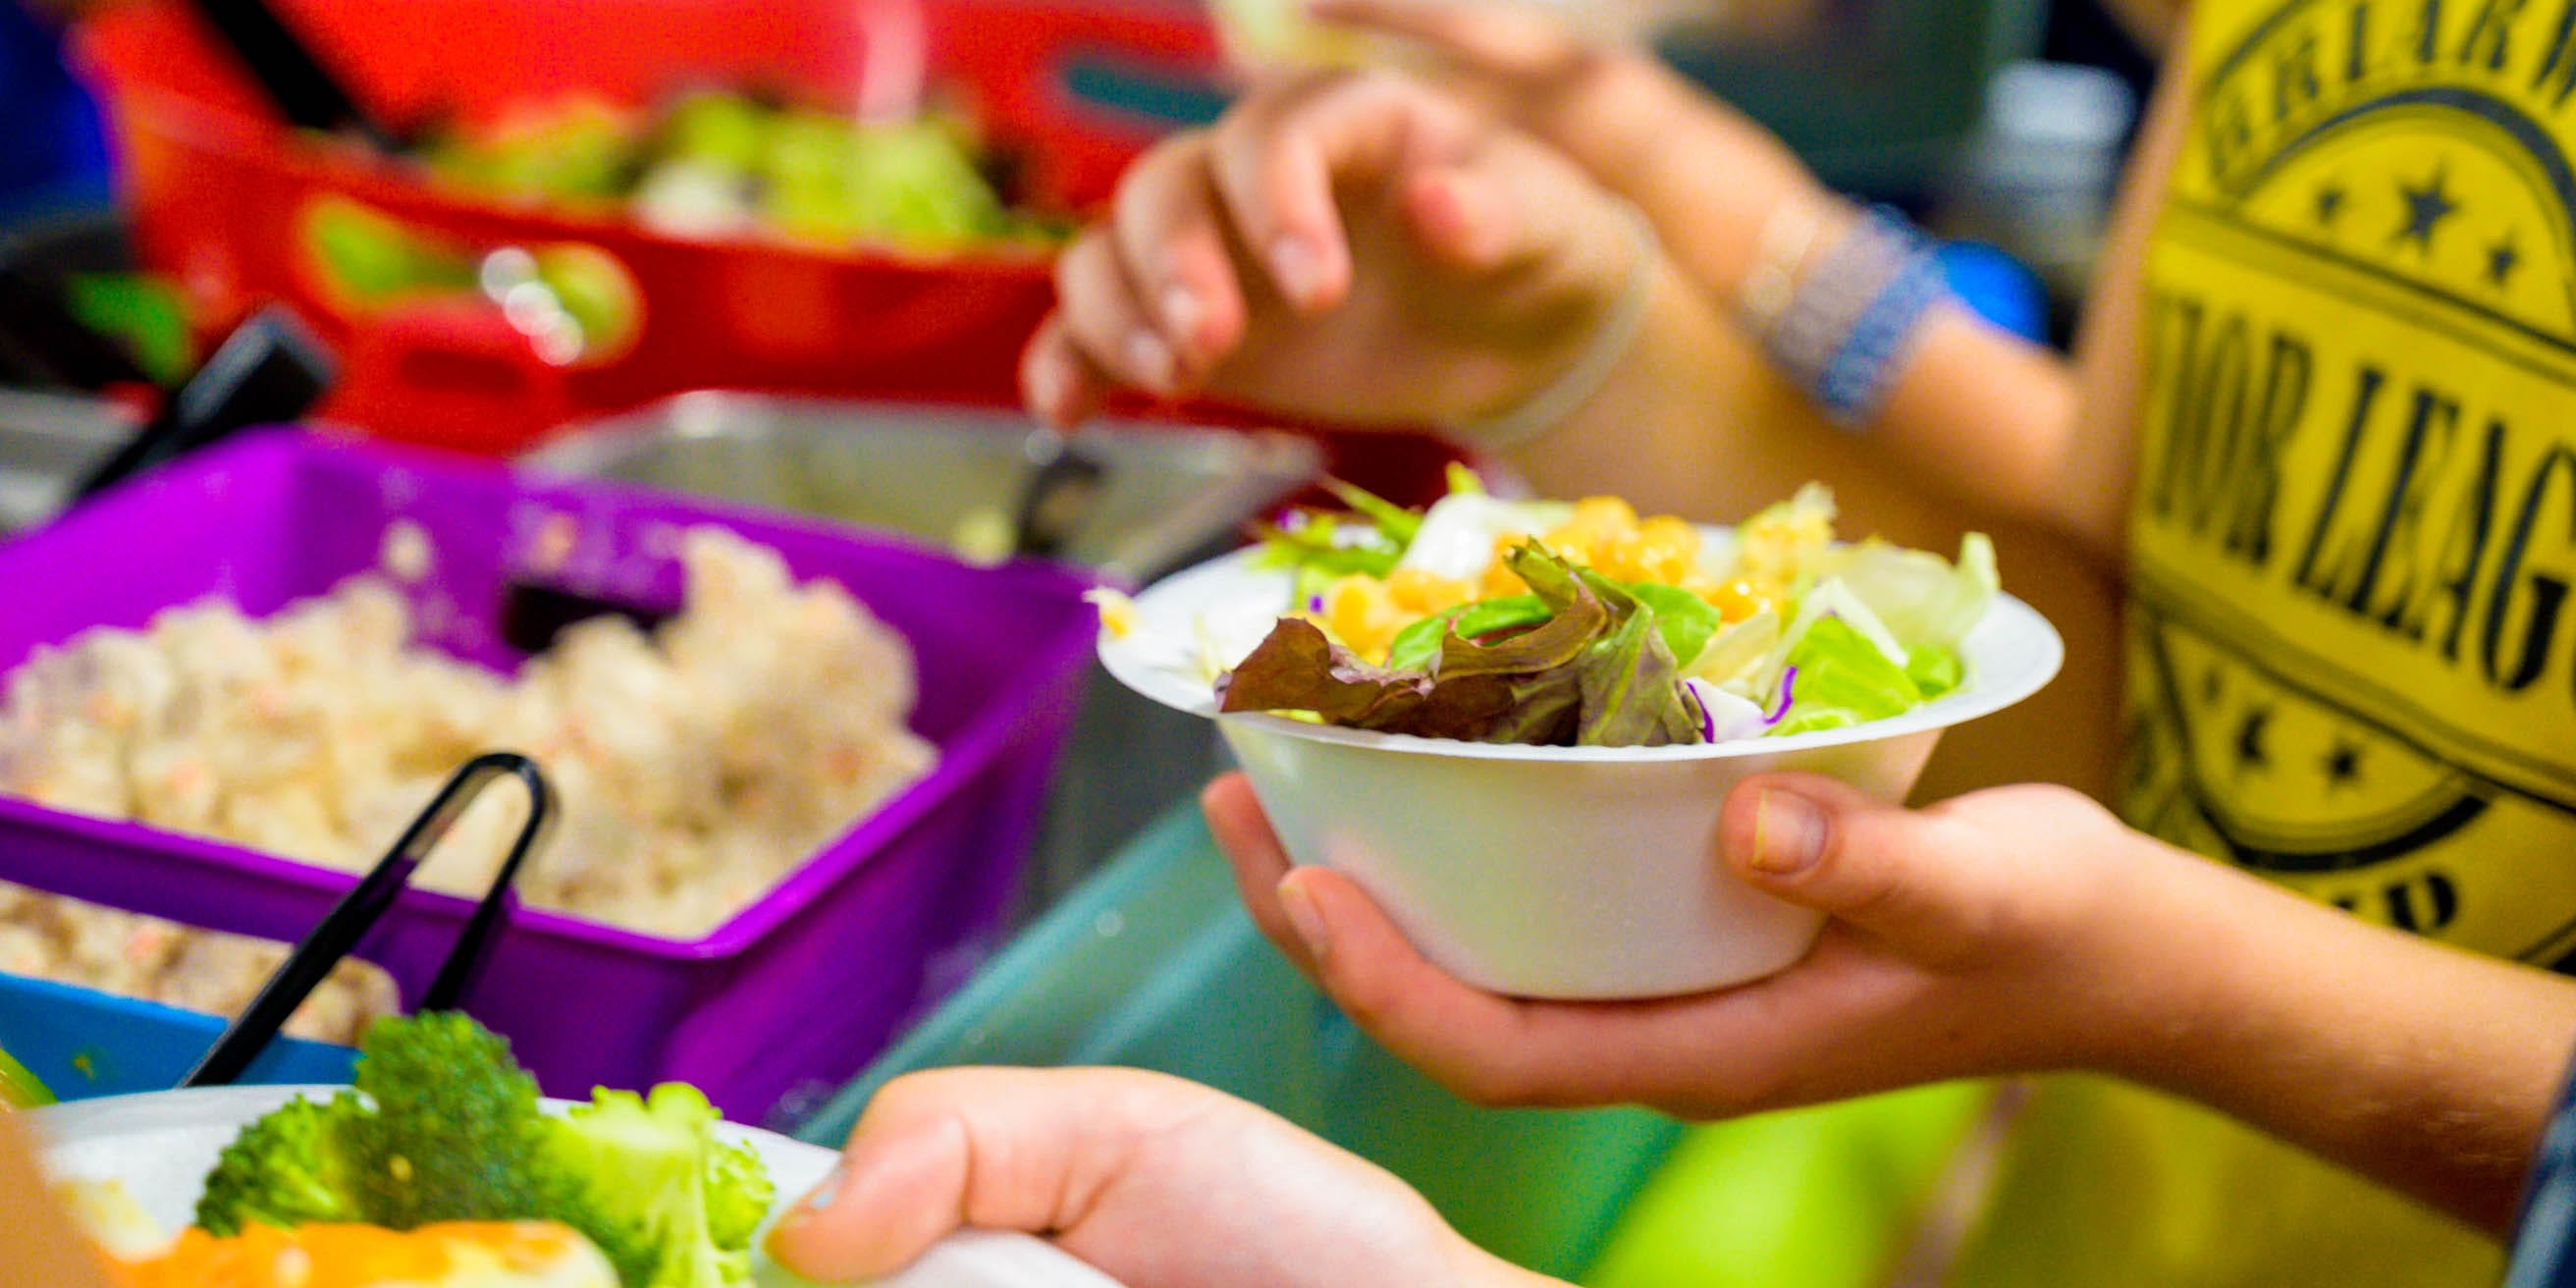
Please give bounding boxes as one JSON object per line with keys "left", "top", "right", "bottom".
{"left": 0, "top": 971, "right": 356, "bottom": 1101}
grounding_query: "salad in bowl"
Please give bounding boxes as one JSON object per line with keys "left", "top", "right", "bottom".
{"left": 1096, "top": 476, "right": 2061, "bottom": 998}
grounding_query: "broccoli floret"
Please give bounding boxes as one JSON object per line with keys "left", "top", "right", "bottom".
{"left": 537, "top": 1085, "right": 760, "bottom": 1288}
{"left": 193, "top": 1092, "right": 369, "bottom": 1235}
{"left": 702, "top": 1135, "right": 775, "bottom": 1254}
{"left": 345, "top": 1012, "right": 562, "bottom": 1229}
{"left": 184, "top": 1014, "right": 774, "bottom": 1288}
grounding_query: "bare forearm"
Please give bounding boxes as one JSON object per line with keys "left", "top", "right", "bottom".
{"left": 2092, "top": 851, "right": 2576, "bottom": 1234}
{"left": 1511, "top": 262, "right": 2126, "bottom": 800}
{"left": 1505, "top": 260, "right": 1813, "bottom": 519}
{"left": 1519, "top": 264, "right": 2048, "bottom": 542}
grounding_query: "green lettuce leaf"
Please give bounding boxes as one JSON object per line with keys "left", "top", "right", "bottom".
{"left": 1217, "top": 544, "right": 1702, "bottom": 747}
{"left": 1905, "top": 644, "right": 1963, "bottom": 698}
{"left": 1620, "top": 581, "right": 1723, "bottom": 671}
{"left": 1575, "top": 606, "right": 1700, "bottom": 746}
{"left": 1322, "top": 479, "right": 1424, "bottom": 549}
{"left": 1252, "top": 512, "right": 1402, "bottom": 583}
{"left": 1385, "top": 595, "right": 1548, "bottom": 672}
{"left": 1770, "top": 617, "right": 1925, "bottom": 736}
{"left": 1824, "top": 533, "right": 1999, "bottom": 654}
{"left": 1684, "top": 608, "right": 1781, "bottom": 686}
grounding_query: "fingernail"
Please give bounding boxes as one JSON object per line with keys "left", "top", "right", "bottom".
{"left": 1270, "top": 237, "right": 1321, "bottom": 306}
{"left": 782, "top": 1164, "right": 845, "bottom": 1226}
{"left": 1125, "top": 330, "right": 1177, "bottom": 392}
{"left": 1747, "top": 789, "right": 1826, "bottom": 875}
{"left": 1160, "top": 285, "right": 1203, "bottom": 348}
{"left": 1277, "top": 875, "right": 1329, "bottom": 962}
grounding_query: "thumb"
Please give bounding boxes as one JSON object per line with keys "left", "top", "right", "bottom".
{"left": 1399, "top": 162, "right": 1527, "bottom": 273}
{"left": 767, "top": 1067, "right": 1162, "bottom": 1278}
{"left": 1400, "top": 136, "right": 1637, "bottom": 290}
{"left": 1718, "top": 774, "right": 2010, "bottom": 962}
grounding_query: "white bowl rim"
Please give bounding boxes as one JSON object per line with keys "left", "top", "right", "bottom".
{"left": 1098, "top": 543, "right": 2065, "bottom": 764}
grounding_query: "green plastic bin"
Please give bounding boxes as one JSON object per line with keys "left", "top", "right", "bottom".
{"left": 792, "top": 805, "right": 1685, "bottom": 1278}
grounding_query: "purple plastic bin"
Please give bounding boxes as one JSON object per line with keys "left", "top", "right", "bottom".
{"left": 0, "top": 429, "right": 1097, "bottom": 1125}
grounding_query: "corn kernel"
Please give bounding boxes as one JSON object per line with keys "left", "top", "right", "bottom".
{"left": 1481, "top": 533, "right": 1534, "bottom": 598}
{"left": 1629, "top": 516, "right": 1701, "bottom": 582}
{"left": 1386, "top": 567, "right": 1472, "bottom": 616}
{"left": 1705, "top": 578, "right": 1770, "bottom": 622}
{"left": 1558, "top": 497, "right": 1637, "bottom": 543}
{"left": 1084, "top": 588, "right": 1142, "bottom": 639}
{"left": 1325, "top": 575, "right": 1409, "bottom": 664}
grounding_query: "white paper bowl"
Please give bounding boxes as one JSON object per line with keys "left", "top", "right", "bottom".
{"left": 1099, "top": 546, "right": 2064, "bottom": 999}
{"left": 33, "top": 1085, "right": 1126, "bottom": 1288}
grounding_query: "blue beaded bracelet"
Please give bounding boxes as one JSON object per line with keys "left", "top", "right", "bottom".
{"left": 1758, "top": 204, "right": 1954, "bottom": 431}
{"left": 1814, "top": 242, "right": 1949, "bottom": 426}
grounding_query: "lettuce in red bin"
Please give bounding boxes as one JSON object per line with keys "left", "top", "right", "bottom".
{"left": 1217, "top": 543, "right": 1703, "bottom": 748}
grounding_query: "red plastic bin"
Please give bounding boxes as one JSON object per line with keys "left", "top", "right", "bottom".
{"left": 0, "top": 429, "right": 1098, "bottom": 1126}
{"left": 70, "top": 0, "right": 1225, "bottom": 455}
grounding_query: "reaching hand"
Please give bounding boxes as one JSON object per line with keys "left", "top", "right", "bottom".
{"left": 1023, "top": 68, "right": 1649, "bottom": 432}
{"left": 1306, "top": 0, "right": 1840, "bottom": 308}
{"left": 1302, "top": 0, "right": 1668, "bottom": 165}
{"left": 768, "top": 1066, "right": 1553, "bottom": 1288}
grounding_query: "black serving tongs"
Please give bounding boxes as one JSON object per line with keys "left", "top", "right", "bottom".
{"left": 187, "top": 0, "right": 405, "bottom": 153}
{"left": 69, "top": 305, "right": 337, "bottom": 503}
{"left": 181, "top": 752, "right": 557, "bottom": 1088}
{"left": 0, "top": 239, "right": 337, "bottom": 505}
{"left": 1011, "top": 430, "right": 1108, "bottom": 563}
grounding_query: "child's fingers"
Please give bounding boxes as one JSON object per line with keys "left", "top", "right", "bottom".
{"left": 1109, "top": 135, "right": 1252, "bottom": 371}
{"left": 1205, "top": 778, "right": 1561, "bottom": 1104}
{"left": 1206, "top": 774, "right": 1316, "bottom": 975}
{"left": 1208, "top": 70, "right": 1476, "bottom": 313}
{"left": 1019, "top": 316, "right": 1107, "bottom": 429}
{"left": 1051, "top": 229, "right": 1182, "bottom": 398}
{"left": 1399, "top": 134, "right": 1624, "bottom": 282}
{"left": 1270, "top": 865, "right": 1581, "bottom": 1106}
{"left": 1719, "top": 774, "right": 2035, "bottom": 966}
{"left": 769, "top": 1067, "right": 1205, "bottom": 1281}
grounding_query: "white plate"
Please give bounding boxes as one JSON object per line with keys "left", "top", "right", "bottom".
{"left": 34, "top": 1086, "right": 1126, "bottom": 1288}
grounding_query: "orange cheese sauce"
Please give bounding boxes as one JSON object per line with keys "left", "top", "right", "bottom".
{"left": 107, "top": 1221, "right": 612, "bottom": 1288}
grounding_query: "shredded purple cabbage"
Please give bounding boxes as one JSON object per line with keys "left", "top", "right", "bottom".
{"left": 1761, "top": 666, "right": 1799, "bottom": 726}
{"left": 1306, "top": 593, "right": 1325, "bottom": 614}
{"left": 1686, "top": 679, "right": 1717, "bottom": 742}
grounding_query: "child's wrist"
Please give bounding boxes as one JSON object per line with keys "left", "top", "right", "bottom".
{"left": 1743, "top": 201, "right": 1953, "bottom": 429}
{"left": 2056, "top": 841, "right": 2274, "bottom": 1086}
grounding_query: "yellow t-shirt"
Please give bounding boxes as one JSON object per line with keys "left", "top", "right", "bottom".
{"left": 1958, "top": 0, "right": 2576, "bottom": 1279}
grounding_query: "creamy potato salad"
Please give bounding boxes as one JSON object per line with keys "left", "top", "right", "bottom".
{"left": 0, "top": 530, "right": 935, "bottom": 1033}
